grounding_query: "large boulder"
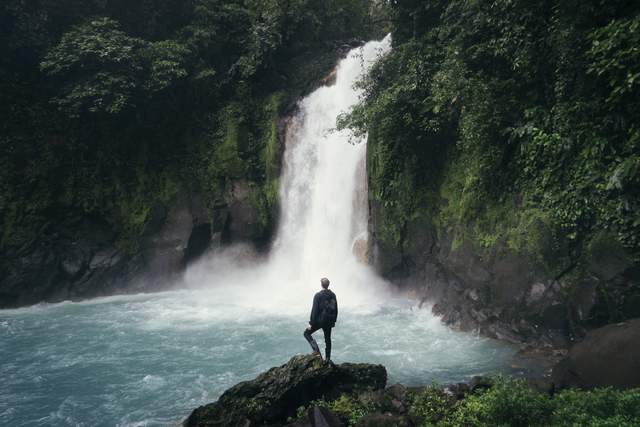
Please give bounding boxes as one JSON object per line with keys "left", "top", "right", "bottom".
{"left": 552, "top": 318, "right": 640, "bottom": 389}
{"left": 183, "top": 355, "right": 387, "bottom": 427}
{"left": 0, "top": 216, "right": 127, "bottom": 307}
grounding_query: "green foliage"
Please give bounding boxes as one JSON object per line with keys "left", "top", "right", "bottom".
{"left": 40, "top": 18, "right": 146, "bottom": 116}
{"left": 2, "top": 0, "right": 377, "bottom": 255}
{"left": 40, "top": 18, "right": 192, "bottom": 116}
{"left": 409, "top": 386, "right": 456, "bottom": 425}
{"left": 310, "top": 394, "right": 377, "bottom": 426}
{"left": 439, "top": 378, "right": 550, "bottom": 427}
{"left": 142, "top": 40, "right": 191, "bottom": 92}
{"left": 340, "top": 0, "right": 640, "bottom": 268}
{"left": 408, "top": 378, "right": 640, "bottom": 427}
{"left": 588, "top": 16, "right": 640, "bottom": 106}
{"left": 551, "top": 387, "right": 640, "bottom": 426}
{"left": 113, "top": 169, "right": 179, "bottom": 256}
{"left": 295, "top": 381, "right": 640, "bottom": 427}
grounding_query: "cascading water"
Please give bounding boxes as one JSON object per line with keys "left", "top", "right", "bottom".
{"left": 181, "top": 37, "right": 392, "bottom": 311}
{"left": 178, "top": 36, "right": 390, "bottom": 312}
{"left": 271, "top": 38, "right": 384, "bottom": 286}
{"left": 0, "top": 37, "right": 536, "bottom": 427}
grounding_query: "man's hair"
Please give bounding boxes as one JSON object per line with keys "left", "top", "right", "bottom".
{"left": 320, "top": 277, "right": 330, "bottom": 288}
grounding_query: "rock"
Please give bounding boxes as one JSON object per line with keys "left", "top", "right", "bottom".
{"left": 183, "top": 355, "right": 387, "bottom": 427}
{"left": 552, "top": 319, "right": 640, "bottom": 390}
{"left": 0, "top": 215, "right": 126, "bottom": 308}
{"left": 384, "top": 384, "right": 406, "bottom": 401}
{"left": 526, "top": 283, "right": 547, "bottom": 305}
{"left": 89, "top": 248, "right": 122, "bottom": 269}
{"left": 586, "top": 233, "right": 633, "bottom": 281}
{"left": 468, "top": 376, "right": 493, "bottom": 393}
{"left": 382, "top": 384, "right": 408, "bottom": 414}
{"left": 142, "top": 198, "right": 193, "bottom": 280}
{"left": 185, "top": 223, "right": 213, "bottom": 263}
{"left": 320, "top": 68, "right": 338, "bottom": 87}
{"left": 540, "top": 303, "right": 569, "bottom": 331}
{"left": 308, "top": 406, "right": 341, "bottom": 427}
{"left": 352, "top": 237, "right": 369, "bottom": 264}
{"left": 572, "top": 281, "right": 597, "bottom": 323}
{"left": 60, "top": 252, "right": 86, "bottom": 278}
{"left": 525, "top": 377, "right": 554, "bottom": 394}
{"left": 623, "top": 292, "right": 640, "bottom": 319}
{"left": 442, "top": 382, "right": 470, "bottom": 400}
{"left": 225, "top": 180, "right": 262, "bottom": 243}
{"left": 490, "top": 324, "right": 525, "bottom": 344}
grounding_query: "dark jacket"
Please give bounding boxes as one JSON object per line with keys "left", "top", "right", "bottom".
{"left": 309, "top": 289, "right": 338, "bottom": 328}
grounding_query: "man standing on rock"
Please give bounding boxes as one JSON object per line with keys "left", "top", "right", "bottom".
{"left": 304, "top": 277, "right": 338, "bottom": 362}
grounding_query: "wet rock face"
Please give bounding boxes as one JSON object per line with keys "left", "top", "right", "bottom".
{"left": 0, "top": 216, "right": 128, "bottom": 308}
{"left": 552, "top": 319, "right": 640, "bottom": 390}
{"left": 183, "top": 355, "right": 387, "bottom": 427}
{"left": 0, "top": 180, "right": 273, "bottom": 308}
{"left": 224, "top": 180, "right": 263, "bottom": 244}
{"left": 370, "top": 207, "right": 640, "bottom": 348}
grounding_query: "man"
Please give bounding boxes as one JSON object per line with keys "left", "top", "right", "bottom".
{"left": 304, "top": 277, "right": 338, "bottom": 362}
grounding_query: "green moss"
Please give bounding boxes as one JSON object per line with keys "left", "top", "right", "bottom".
{"left": 245, "top": 398, "right": 264, "bottom": 417}
{"left": 260, "top": 92, "right": 284, "bottom": 183}
{"left": 214, "top": 103, "right": 247, "bottom": 179}
{"left": 367, "top": 131, "right": 428, "bottom": 252}
{"left": 113, "top": 168, "right": 179, "bottom": 258}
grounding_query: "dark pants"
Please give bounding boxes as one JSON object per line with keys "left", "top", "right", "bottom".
{"left": 303, "top": 325, "right": 332, "bottom": 360}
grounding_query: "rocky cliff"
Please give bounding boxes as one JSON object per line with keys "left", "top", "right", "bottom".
{"left": 183, "top": 355, "right": 387, "bottom": 427}
{"left": 0, "top": 190, "right": 249, "bottom": 307}
{"left": 369, "top": 201, "right": 640, "bottom": 351}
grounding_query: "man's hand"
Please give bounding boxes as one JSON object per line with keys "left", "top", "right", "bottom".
{"left": 306, "top": 323, "right": 312, "bottom": 330}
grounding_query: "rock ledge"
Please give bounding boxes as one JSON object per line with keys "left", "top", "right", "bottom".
{"left": 183, "top": 354, "right": 386, "bottom": 427}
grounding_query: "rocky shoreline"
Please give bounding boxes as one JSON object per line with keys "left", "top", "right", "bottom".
{"left": 370, "top": 215, "right": 640, "bottom": 360}
{"left": 181, "top": 350, "right": 640, "bottom": 427}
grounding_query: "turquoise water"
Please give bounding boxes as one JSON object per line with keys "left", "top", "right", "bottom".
{"left": 1, "top": 290, "right": 530, "bottom": 426}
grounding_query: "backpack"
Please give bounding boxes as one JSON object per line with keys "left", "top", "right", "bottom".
{"left": 319, "top": 294, "right": 337, "bottom": 326}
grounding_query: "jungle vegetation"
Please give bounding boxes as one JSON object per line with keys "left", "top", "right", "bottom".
{"left": 339, "top": 0, "right": 640, "bottom": 279}
{"left": 1, "top": 0, "right": 383, "bottom": 254}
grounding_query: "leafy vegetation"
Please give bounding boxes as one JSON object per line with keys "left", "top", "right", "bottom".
{"left": 410, "top": 378, "right": 640, "bottom": 427}
{"left": 339, "top": 0, "right": 640, "bottom": 276}
{"left": 294, "top": 393, "right": 378, "bottom": 426}
{"left": 0, "top": 0, "right": 381, "bottom": 255}
{"left": 292, "top": 379, "right": 640, "bottom": 427}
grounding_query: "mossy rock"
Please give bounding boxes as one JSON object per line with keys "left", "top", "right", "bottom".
{"left": 183, "top": 355, "right": 387, "bottom": 427}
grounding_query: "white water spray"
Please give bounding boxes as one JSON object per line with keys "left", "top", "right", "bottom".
{"left": 184, "top": 36, "right": 393, "bottom": 312}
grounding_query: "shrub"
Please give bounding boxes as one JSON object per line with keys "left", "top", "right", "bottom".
{"left": 409, "top": 385, "right": 456, "bottom": 426}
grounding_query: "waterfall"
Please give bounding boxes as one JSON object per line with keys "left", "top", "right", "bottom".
{"left": 184, "top": 36, "right": 393, "bottom": 311}
{"left": 271, "top": 37, "right": 391, "bottom": 285}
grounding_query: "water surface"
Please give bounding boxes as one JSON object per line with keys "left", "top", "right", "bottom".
{"left": 0, "top": 290, "right": 534, "bottom": 426}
